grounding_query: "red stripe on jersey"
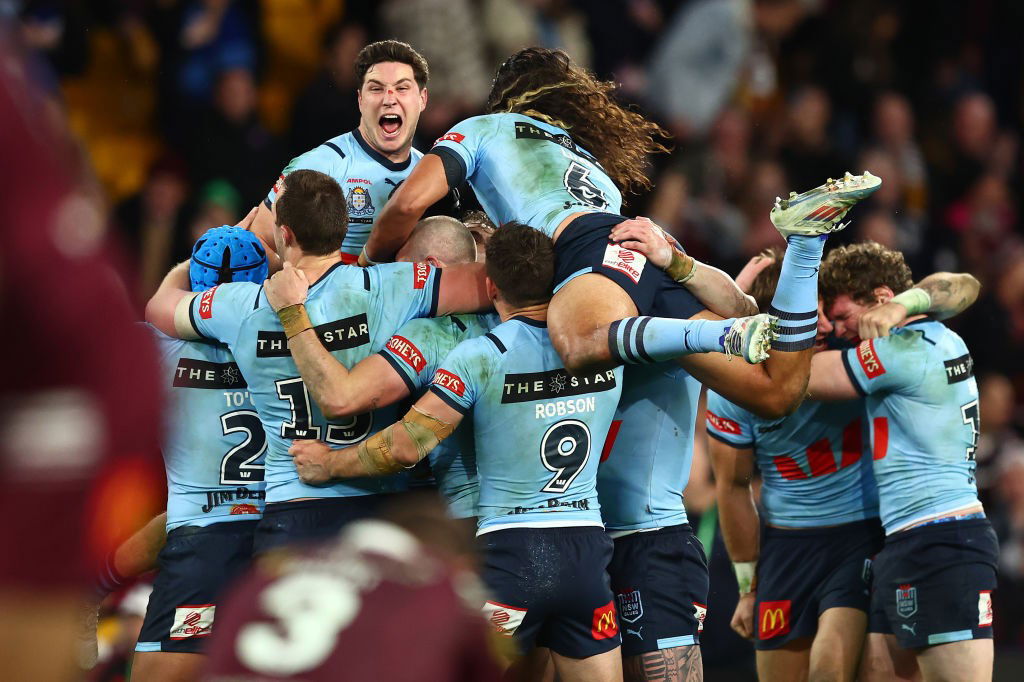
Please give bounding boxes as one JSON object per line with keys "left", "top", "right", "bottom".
{"left": 773, "top": 455, "right": 808, "bottom": 480}
{"left": 600, "top": 420, "right": 623, "bottom": 462}
{"left": 839, "top": 418, "right": 863, "bottom": 468}
{"left": 872, "top": 417, "right": 889, "bottom": 460}
{"left": 806, "top": 438, "right": 838, "bottom": 477}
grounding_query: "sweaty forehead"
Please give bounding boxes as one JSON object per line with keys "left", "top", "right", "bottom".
{"left": 364, "top": 62, "right": 416, "bottom": 85}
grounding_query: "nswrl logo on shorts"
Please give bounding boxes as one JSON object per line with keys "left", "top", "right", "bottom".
{"left": 616, "top": 589, "right": 643, "bottom": 623}
{"left": 896, "top": 584, "right": 918, "bottom": 618}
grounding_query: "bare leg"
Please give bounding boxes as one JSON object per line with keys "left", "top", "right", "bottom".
{"left": 808, "top": 607, "right": 866, "bottom": 682}
{"left": 757, "top": 638, "right": 811, "bottom": 682}
{"left": 548, "top": 273, "right": 638, "bottom": 373}
{"left": 551, "top": 647, "right": 623, "bottom": 682}
{"left": 504, "top": 646, "right": 556, "bottom": 682}
{"left": 916, "top": 639, "right": 992, "bottom": 682}
{"left": 130, "top": 651, "right": 205, "bottom": 682}
{"left": 859, "top": 633, "right": 920, "bottom": 682}
{"left": 113, "top": 512, "right": 167, "bottom": 581}
{"left": 623, "top": 645, "right": 703, "bottom": 682}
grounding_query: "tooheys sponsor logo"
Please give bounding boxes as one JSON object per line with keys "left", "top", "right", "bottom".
{"left": 591, "top": 600, "right": 619, "bottom": 640}
{"left": 758, "top": 600, "right": 791, "bottom": 640}
{"left": 387, "top": 335, "right": 426, "bottom": 373}
{"left": 172, "top": 358, "right": 247, "bottom": 389}
{"left": 706, "top": 410, "right": 741, "bottom": 435}
{"left": 857, "top": 339, "right": 886, "bottom": 378}
{"left": 944, "top": 353, "right": 975, "bottom": 384}
{"left": 257, "top": 313, "right": 369, "bottom": 357}
{"left": 413, "top": 262, "right": 431, "bottom": 289}
{"left": 434, "top": 131, "right": 465, "bottom": 145}
{"left": 501, "top": 368, "right": 617, "bottom": 404}
{"left": 198, "top": 286, "right": 218, "bottom": 319}
{"left": 432, "top": 369, "right": 465, "bottom": 396}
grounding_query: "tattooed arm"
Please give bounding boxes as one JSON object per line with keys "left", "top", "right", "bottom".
{"left": 858, "top": 272, "right": 980, "bottom": 339}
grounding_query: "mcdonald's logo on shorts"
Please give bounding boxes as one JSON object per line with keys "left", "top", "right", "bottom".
{"left": 591, "top": 600, "right": 619, "bottom": 640}
{"left": 758, "top": 600, "right": 791, "bottom": 640}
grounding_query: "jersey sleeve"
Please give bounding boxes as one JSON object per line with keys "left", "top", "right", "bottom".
{"left": 369, "top": 261, "right": 442, "bottom": 326}
{"left": 428, "top": 338, "right": 492, "bottom": 415}
{"left": 187, "top": 283, "right": 260, "bottom": 346}
{"left": 265, "top": 144, "right": 350, "bottom": 206}
{"left": 840, "top": 332, "right": 927, "bottom": 396}
{"left": 428, "top": 115, "right": 495, "bottom": 188}
{"left": 378, "top": 317, "right": 450, "bottom": 394}
{"left": 705, "top": 391, "right": 755, "bottom": 448}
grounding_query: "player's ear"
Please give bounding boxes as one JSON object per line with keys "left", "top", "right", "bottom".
{"left": 425, "top": 255, "right": 443, "bottom": 268}
{"left": 280, "top": 223, "right": 297, "bottom": 248}
{"left": 874, "top": 286, "right": 895, "bottom": 304}
{"left": 419, "top": 87, "right": 428, "bottom": 111}
{"left": 484, "top": 275, "right": 498, "bottom": 302}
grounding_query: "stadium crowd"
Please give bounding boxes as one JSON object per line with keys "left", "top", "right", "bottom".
{"left": 6, "top": 0, "right": 1024, "bottom": 680}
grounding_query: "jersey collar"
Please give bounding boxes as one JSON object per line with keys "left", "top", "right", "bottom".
{"left": 352, "top": 128, "right": 412, "bottom": 172}
{"left": 309, "top": 260, "right": 346, "bottom": 292}
{"left": 510, "top": 315, "right": 547, "bottom": 328}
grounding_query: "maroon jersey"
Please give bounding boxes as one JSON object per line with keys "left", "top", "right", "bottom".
{"left": 202, "top": 520, "right": 502, "bottom": 681}
{"left": 0, "top": 37, "right": 164, "bottom": 589}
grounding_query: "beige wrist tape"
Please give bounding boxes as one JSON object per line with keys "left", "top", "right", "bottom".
{"left": 354, "top": 406, "right": 455, "bottom": 476}
{"left": 278, "top": 304, "right": 313, "bottom": 339}
{"left": 666, "top": 250, "right": 696, "bottom": 284}
{"left": 356, "top": 426, "right": 403, "bottom": 475}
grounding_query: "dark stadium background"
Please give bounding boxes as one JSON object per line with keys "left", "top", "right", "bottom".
{"left": 12, "top": 0, "right": 1024, "bottom": 678}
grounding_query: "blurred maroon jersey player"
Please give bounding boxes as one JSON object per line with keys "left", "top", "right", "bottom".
{"left": 0, "top": 33, "right": 163, "bottom": 681}
{"left": 202, "top": 518, "right": 502, "bottom": 682}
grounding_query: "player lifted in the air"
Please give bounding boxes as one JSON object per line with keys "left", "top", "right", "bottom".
{"left": 361, "top": 46, "right": 880, "bottom": 420}
{"left": 807, "top": 242, "right": 996, "bottom": 682}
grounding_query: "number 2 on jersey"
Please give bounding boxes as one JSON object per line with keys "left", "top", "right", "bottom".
{"left": 219, "top": 410, "right": 266, "bottom": 485}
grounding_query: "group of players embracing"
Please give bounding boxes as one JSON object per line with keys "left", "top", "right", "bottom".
{"left": 104, "top": 39, "right": 995, "bottom": 682}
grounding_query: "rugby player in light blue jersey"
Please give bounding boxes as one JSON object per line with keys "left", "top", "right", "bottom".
{"left": 290, "top": 225, "right": 626, "bottom": 682}
{"left": 808, "top": 242, "right": 994, "bottom": 682}
{"left": 146, "top": 170, "right": 489, "bottom": 554}
{"left": 363, "top": 47, "right": 882, "bottom": 426}
{"left": 263, "top": 215, "right": 494, "bottom": 521}
{"left": 250, "top": 40, "right": 429, "bottom": 263}
{"left": 134, "top": 226, "right": 269, "bottom": 682}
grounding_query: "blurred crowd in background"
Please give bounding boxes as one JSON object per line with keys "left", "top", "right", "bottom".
{"left": 11, "top": 0, "right": 1024, "bottom": 672}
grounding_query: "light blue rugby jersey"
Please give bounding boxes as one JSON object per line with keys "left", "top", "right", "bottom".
{"left": 151, "top": 326, "right": 267, "bottom": 531}
{"left": 841, "top": 320, "right": 982, "bottom": 534}
{"left": 428, "top": 316, "right": 622, "bottom": 534}
{"left": 187, "top": 261, "right": 441, "bottom": 503}
{"left": 706, "top": 391, "right": 879, "bottom": 528}
{"left": 430, "top": 113, "right": 623, "bottom": 236}
{"left": 378, "top": 313, "right": 498, "bottom": 518}
{"left": 266, "top": 129, "right": 423, "bottom": 257}
{"left": 597, "top": 364, "right": 702, "bottom": 532}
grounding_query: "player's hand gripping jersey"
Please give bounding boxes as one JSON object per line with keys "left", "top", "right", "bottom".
{"left": 431, "top": 113, "right": 623, "bottom": 236}
{"left": 428, "top": 317, "right": 622, "bottom": 532}
{"left": 151, "top": 327, "right": 267, "bottom": 529}
{"left": 187, "top": 262, "right": 441, "bottom": 503}
{"left": 707, "top": 393, "right": 879, "bottom": 527}
{"left": 267, "top": 130, "right": 423, "bottom": 258}
{"left": 378, "top": 313, "right": 498, "bottom": 518}
{"left": 841, "top": 320, "right": 981, "bottom": 533}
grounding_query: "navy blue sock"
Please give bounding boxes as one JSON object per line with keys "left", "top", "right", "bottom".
{"left": 609, "top": 316, "right": 734, "bottom": 364}
{"left": 769, "top": 235, "right": 825, "bottom": 351}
